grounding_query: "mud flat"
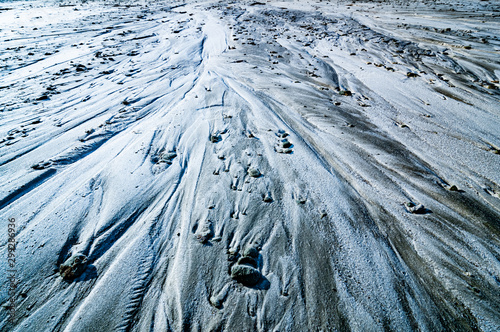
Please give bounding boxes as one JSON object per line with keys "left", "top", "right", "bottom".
{"left": 0, "top": 0, "right": 499, "bottom": 331}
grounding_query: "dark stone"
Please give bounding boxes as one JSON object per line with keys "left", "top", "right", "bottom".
{"left": 248, "top": 168, "right": 261, "bottom": 177}
{"left": 277, "top": 129, "right": 288, "bottom": 138}
{"left": 243, "top": 247, "right": 259, "bottom": 259}
{"left": 159, "top": 151, "right": 177, "bottom": 162}
{"left": 210, "top": 133, "right": 221, "bottom": 143}
{"left": 60, "top": 254, "right": 88, "bottom": 280}
{"left": 280, "top": 139, "right": 292, "bottom": 148}
{"left": 227, "top": 252, "right": 239, "bottom": 262}
{"left": 196, "top": 232, "right": 212, "bottom": 244}
{"left": 75, "top": 64, "right": 87, "bottom": 72}
{"left": 36, "top": 94, "right": 49, "bottom": 101}
{"left": 263, "top": 194, "right": 273, "bottom": 202}
{"left": 406, "top": 202, "right": 428, "bottom": 214}
{"left": 231, "top": 265, "right": 261, "bottom": 286}
{"left": 276, "top": 148, "right": 292, "bottom": 154}
{"left": 237, "top": 256, "right": 258, "bottom": 268}
{"left": 210, "top": 296, "right": 223, "bottom": 309}
{"left": 31, "top": 161, "right": 51, "bottom": 170}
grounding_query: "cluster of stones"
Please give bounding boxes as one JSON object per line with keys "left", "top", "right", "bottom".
{"left": 275, "top": 129, "right": 293, "bottom": 154}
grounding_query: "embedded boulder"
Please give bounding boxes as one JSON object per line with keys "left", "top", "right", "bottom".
{"left": 231, "top": 265, "right": 261, "bottom": 286}
{"left": 60, "top": 254, "right": 88, "bottom": 280}
{"left": 210, "top": 133, "right": 221, "bottom": 143}
{"left": 248, "top": 168, "right": 261, "bottom": 178}
{"left": 406, "top": 202, "right": 428, "bottom": 214}
{"left": 243, "top": 247, "right": 259, "bottom": 259}
{"left": 159, "top": 151, "right": 177, "bottom": 163}
{"left": 279, "top": 139, "right": 292, "bottom": 148}
{"left": 237, "top": 256, "right": 258, "bottom": 268}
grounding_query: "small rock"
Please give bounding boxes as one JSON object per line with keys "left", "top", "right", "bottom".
{"left": 60, "top": 254, "right": 88, "bottom": 280}
{"left": 159, "top": 151, "right": 177, "bottom": 162}
{"left": 296, "top": 197, "right": 306, "bottom": 204}
{"left": 276, "top": 147, "right": 293, "bottom": 154}
{"left": 237, "top": 256, "right": 258, "bottom": 268}
{"left": 406, "top": 202, "right": 427, "bottom": 214}
{"left": 227, "top": 251, "right": 239, "bottom": 262}
{"left": 196, "top": 231, "right": 212, "bottom": 244}
{"left": 243, "top": 247, "right": 259, "bottom": 258}
{"left": 248, "top": 168, "right": 261, "bottom": 177}
{"left": 36, "top": 94, "right": 49, "bottom": 101}
{"left": 277, "top": 129, "right": 288, "bottom": 138}
{"left": 210, "top": 133, "right": 221, "bottom": 143}
{"left": 210, "top": 296, "right": 223, "bottom": 309}
{"left": 231, "top": 265, "right": 261, "bottom": 286}
{"left": 75, "top": 64, "right": 87, "bottom": 72}
{"left": 407, "top": 72, "right": 419, "bottom": 78}
{"left": 263, "top": 193, "right": 273, "bottom": 202}
{"left": 31, "top": 161, "right": 51, "bottom": 170}
{"left": 280, "top": 139, "right": 292, "bottom": 148}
